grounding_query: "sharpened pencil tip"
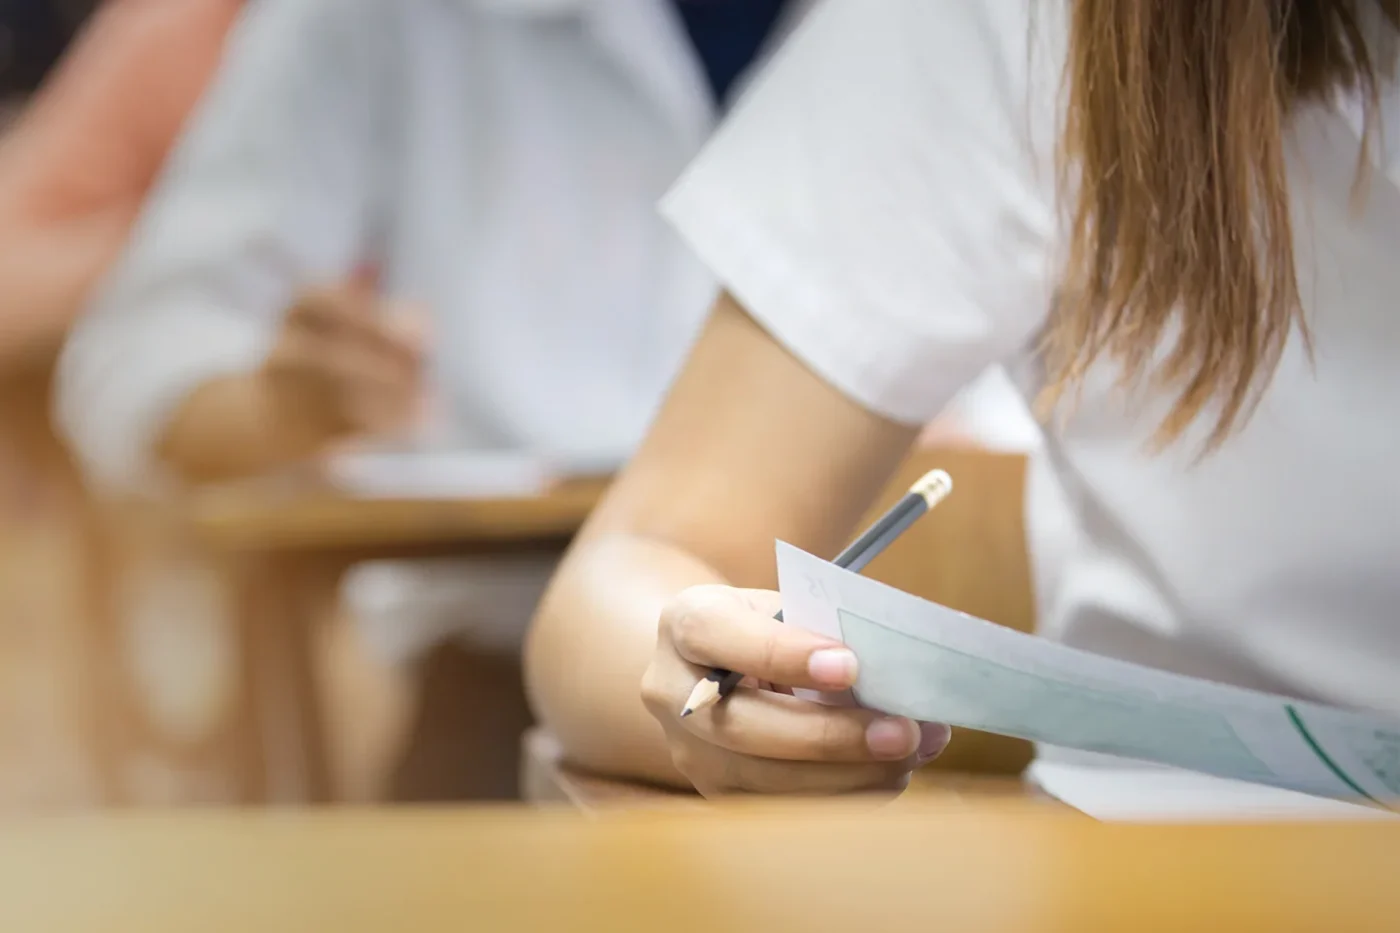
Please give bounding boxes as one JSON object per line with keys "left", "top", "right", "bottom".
{"left": 679, "top": 678, "right": 723, "bottom": 719}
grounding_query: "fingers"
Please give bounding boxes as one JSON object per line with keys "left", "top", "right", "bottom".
{"left": 274, "top": 286, "right": 427, "bottom": 434}
{"left": 646, "top": 585, "right": 957, "bottom": 798}
{"left": 289, "top": 287, "right": 424, "bottom": 365}
{"left": 660, "top": 585, "right": 859, "bottom": 692}
{"left": 274, "top": 327, "right": 418, "bottom": 419}
{"left": 680, "top": 688, "right": 923, "bottom": 764}
{"left": 916, "top": 721, "right": 953, "bottom": 762}
{"left": 323, "top": 331, "right": 419, "bottom": 398}
{"left": 673, "top": 739, "right": 913, "bottom": 797}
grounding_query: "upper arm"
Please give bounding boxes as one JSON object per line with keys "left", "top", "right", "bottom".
{"left": 588, "top": 0, "right": 1065, "bottom": 575}
{"left": 581, "top": 294, "right": 919, "bottom": 587}
{"left": 662, "top": 0, "right": 1063, "bottom": 424}
{"left": 55, "top": 0, "right": 396, "bottom": 490}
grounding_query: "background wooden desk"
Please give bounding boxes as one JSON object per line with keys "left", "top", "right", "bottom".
{"left": 188, "top": 475, "right": 610, "bottom": 556}
{"left": 3, "top": 805, "right": 1397, "bottom": 932}
{"left": 89, "top": 477, "right": 609, "bottom": 806}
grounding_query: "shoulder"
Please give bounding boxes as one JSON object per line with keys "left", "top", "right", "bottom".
{"left": 781, "top": 0, "right": 1066, "bottom": 86}
{"left": 661, "top": 0, "right": 1072, "bottom": 425}
{"left": 725, "top": 0, "right": 1070, "bottom": 193}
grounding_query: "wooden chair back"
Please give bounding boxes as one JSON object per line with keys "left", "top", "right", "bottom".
{"left": 858, "top": 446, "right": 1036, "bottom": 775}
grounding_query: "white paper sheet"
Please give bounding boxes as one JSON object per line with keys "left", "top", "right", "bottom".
{"left": 775, "top": 542, "right": 1400, "bottom": 813}
{"left": 1027, "top": 760, "right": 1396, "bottom": 822}
{"left": 323, "top": 450, "right": 556, "bottom": 499}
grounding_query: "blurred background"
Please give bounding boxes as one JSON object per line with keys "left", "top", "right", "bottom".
{"left": 0, "top": 0, "right": 1049, "bottom": 813}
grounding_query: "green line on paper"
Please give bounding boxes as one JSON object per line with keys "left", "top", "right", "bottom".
{"left": 1286, "top": 705, "right": 1378, "bottom": 804}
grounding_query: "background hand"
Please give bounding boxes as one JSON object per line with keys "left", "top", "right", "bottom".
{"left": 258, "top": 281, "right": 427, "bottom": 457}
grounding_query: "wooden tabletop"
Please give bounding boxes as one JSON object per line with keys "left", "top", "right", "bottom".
{"left": 520, "top": 728, "right": 1051, "bottom": 812}
{"left": 182, "top": 475, "right": 611, "bottom": 554}
{"left": 2, "top": 803, "right": 1396, "bottom": 932}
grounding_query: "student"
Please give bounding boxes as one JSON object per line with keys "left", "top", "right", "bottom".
{"left": 525, "top": 0, "right": 1400, "bottom": 797}
{"left": 0, "top": 0, "right": 241, "bottom": 368}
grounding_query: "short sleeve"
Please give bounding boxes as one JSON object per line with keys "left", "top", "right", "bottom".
{"left": 661, "top": 0, "right": 1065, "bottom": 424}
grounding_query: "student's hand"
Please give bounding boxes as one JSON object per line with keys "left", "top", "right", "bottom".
{"left": 641, "top": 585, "right": 951, "bottom": 798}
{"left": 258, "top": 283, "right": 427, "bottom": 456}
{"left": 152, "top": 281, "right": 427, "bottom": 485}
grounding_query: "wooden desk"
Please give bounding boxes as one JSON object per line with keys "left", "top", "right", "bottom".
{"left": 88, "top": 478, "right": 609, "bottom": 807}
{"left": 211, "top": 477, "right": 610, "bottom": 803}
{"left": 2, "top": 805, "right": 1397, "bottom": 932}
{"left": 520, "top": 729, "right": 1056, "bottom": 812}
{"left": 188, "top": 476, "right": 610, "bottom": 556}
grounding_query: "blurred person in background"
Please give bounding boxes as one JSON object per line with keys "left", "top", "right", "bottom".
{"left": 55, "top": 0, "right": 1040, "bottom": 799}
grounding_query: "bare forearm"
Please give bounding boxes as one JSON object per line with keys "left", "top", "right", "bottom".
{"left": 524, "top": 298, "right": 917, "bottom": 787}
{"left": 524, "top": 532, "right": 730, "bottom": 788}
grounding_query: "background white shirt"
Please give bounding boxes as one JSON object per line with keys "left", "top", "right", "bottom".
{"left": 663, "top": 0, "right": 1400, "bottom": 739}
{"left": 56, "top": 0, "right": 734, "bottom": 489}
{"left": 54, "top": 0, "right": 752, "bottom": 662}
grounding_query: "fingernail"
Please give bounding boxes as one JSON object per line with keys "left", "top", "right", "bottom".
{"left": 865, "top": 717, "right": 920, "bottom": 760}
{"left": 807, "top": 649, "right": 858, "bottom": 688}
{"left": 917, "top": 722, "right": 952, "bottom": 763}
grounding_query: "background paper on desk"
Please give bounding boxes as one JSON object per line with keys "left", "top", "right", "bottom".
{"left": 775, "top": 541, "right": 1400, "bottom": 810}
{"left": 324, "top": 450, "right": 555, "bottom": 499}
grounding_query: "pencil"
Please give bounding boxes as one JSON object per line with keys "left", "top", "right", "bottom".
{"left": 679, "top": 469, "right": 954, "bottom": 718}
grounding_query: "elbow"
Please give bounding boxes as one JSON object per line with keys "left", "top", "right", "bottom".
{"left": 522, "top": 555, "right": 690, "bottom": 790}
{"left": 521, "top": 586, "right": 611, "bottom": 774}
{"left": 51, "top": 322, "right": 132, "bottom": 492}
{"left": 520, "top": 592, "right": 557, "bottom": 734}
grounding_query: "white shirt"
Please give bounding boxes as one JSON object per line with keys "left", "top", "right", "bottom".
{"left": 54, "top": 0, "right": 826, "bottom": 664}
{"left": 663, "top": 0, "right": 1400, "bottom": 782}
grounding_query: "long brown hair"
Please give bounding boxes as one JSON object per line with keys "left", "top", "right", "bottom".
{"left": 1047, "top": 0, "right": 1399, "bottom": 449}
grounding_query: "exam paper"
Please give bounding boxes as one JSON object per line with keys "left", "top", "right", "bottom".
{"left": 1027, "top": 760, "right": 1397, "bottom": 822}
{"left": 775, "top": 542, "right": 1400, "bottom": 812}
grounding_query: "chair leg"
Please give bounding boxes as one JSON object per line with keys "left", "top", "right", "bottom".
{"left": 234, "top": 553, "right": 336, "bottom": 804}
